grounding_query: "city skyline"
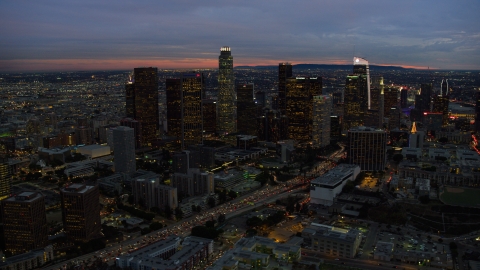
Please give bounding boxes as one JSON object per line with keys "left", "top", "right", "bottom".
{"left": 1, "top": 0, "right": 480, "bottom": 72}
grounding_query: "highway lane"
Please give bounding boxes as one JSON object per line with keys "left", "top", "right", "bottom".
{"left": 46, "top": 148, "right": 344, "bottom": 269}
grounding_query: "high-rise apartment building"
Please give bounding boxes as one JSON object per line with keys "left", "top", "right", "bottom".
{"left": 344, "top": 57, "right": 370, "bottom": 131}
{"left": 347, "top": 126, "right": 387, "bottom": 171}
{"left": 113, "top": 126, "right": 136, "bottom": 175}
{"left": 0, "top": 156, "right": 12, "bottom": 201}
{"left": 171, "top": 168, "right": 214, "bottom": 198}
{"left": 1, "top": 192, "right": 48, "bottom": 255}
{"left": 125, "top": 68, "right": 159, "bottom": 147}
{"left": 182, "top": 73, "right": 204, "bottom": 148}
{"left": 312, "top": 95, "right": 332, "bottom": 148}
{"left": 131, "top": 177, "right": 178, "bottom": 211}
{"left": 217, "top": 46, "right": 235, "bottom": 135}
{"left": 166, "top": 78, "right": 182, "bottom": 140}
{"left": 60, "top": 184, "right": 101, "bottom": 242}
{"left": 237, "top": 83, "right": 257, "bottom": 135}
{"left": 278, "top": 63, "right": 293, "bottom": 115}
{"left": 286, "top": 76, "right": 322, "bottom": 141}
{"left": 120, "top": 118, "right": 143, "bottom": 149}
{"left": 75, "top": 126, "right": 92, "bottom": 145}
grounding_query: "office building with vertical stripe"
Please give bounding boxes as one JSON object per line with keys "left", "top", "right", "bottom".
{"left": 286, "top": 76, "right": 322, "bottom": 141}
{"left": 237, "top": 83, "right": 257, "bottom": 135}
{"left": 347, "top": 126, "right": 387, "bottom": 171}
{"left": 125, "top": 68, "right": 159, "bottom": 147}
{"left": 278, "top": 63, "right": 293, "bottom": 115}
{"left": 182, "top": 73, "right": 204, "bottom": 149}
{"left": 312, "top": 95, "right": 332, "bottom": 148}
{"left": 217, "top": 46, "right": 236, "bottom": 135}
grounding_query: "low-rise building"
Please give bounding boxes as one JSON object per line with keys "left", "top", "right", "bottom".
{"left": 310, "top": 164, "right": 360, "bottom": 206}
{"left": 0, "top": 245, "right": 54, "bottom": 270}
{"left": 374, "top": 241, "right": 394, "bottom": 261}
{"left": 301, "top": 223, "right": 362, "bottom": 259}
{"left": 116, "top": 236, "right": 213, "bottom": 270}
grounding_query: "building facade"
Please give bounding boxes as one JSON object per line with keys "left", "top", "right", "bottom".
{"left": 237, "top": 83, "right": 257, "bottom": 136}
{"left": 113, "top": 126, "right": 136, "bottom": 175}
{"left": 60, "top": 184, "right": 101, "bottom": 242}
{"left": 217, "top": 46, "right": 236, "bottom": 135}
{"left": 125, "top": 68, "right": 159, "bottom": 147}
{"left": 312, "top": 95, "right": 332, "bottom": 148}
{"left": 286, "top": 76, "right": 322, "bottom": 141}
{"left": 1, "top": 192, "right": 48, "bottom": 255}
{"left": 344, "top": 58, "right": 371, "bottom": 131}
{"left": 182, "top": 73, "right": 204, "bottom": 149}
{"left": 347, "top": 126, "right": 387, "bottom": 171}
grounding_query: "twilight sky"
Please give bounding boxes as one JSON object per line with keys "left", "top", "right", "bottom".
{"left": 1, "top": 0, "right": 479, "bottom": 72}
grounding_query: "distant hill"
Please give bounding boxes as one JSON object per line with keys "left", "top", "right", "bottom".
{"left": 235, "top": 63, "right": 411, "bottom": 71}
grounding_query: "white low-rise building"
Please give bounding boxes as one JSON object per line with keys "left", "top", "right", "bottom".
{"left": 310, "top": 164, "right": 360, "bottom": 206}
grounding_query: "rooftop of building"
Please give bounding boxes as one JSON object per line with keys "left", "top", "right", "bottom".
{"left": 311, "top": 164, "right": 359, "bottom": 186}
{"left": 303, "top": 223, "right": 361, "bottom": 243}
{"left": 348, "top": 126, "right": 385, "bottom": 132}
{"left": 4, "top": 191, "right": 42, "bottom": 203}
{"left": 61, "top": 184, "right": 94, "bottom": 194}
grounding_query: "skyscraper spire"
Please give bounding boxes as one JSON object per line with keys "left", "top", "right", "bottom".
{"left": 411, "top": 121, "right": 417, "bottom": 134}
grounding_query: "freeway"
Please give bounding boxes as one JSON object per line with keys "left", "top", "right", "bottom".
{"left": 46, "top": 147, "right": 345, "bottom": 269}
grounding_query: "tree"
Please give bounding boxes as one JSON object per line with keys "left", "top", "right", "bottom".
{"left": 141, "top": 227, "right": 152, "bottom": 235}
{"left": 419, "top": 195, "right": 430, "bottom": 204}
{"left": 165, "top": 206, "right": 173, "bottom": 219}
{"left": 149, "top": 222, "right": 163, "bottom": 231}
{"left": 218, "top": 214, "right": 226, "bottom": 224}
{"left": 207, "top": 197, "right": 216, "bottom": 208}
{"left": 128, "top": 194, "right": 134, "bottom": 205}
{"left": 246, "top": 216, "right": 262, "bottom": 227}
{"left": 228, "top": 190, "right": 237, "bottom": 199}
{"left": 438, "top": 137, "right": 448, "bottom": 144}
{"left": 175, "top": 208, "right": 183, "bottom": 220}
{"left": 205, "top": 220, "right": 215, "bottom": 228}
{"left": 392, "top": 154, "right": 404, "bottom": 163}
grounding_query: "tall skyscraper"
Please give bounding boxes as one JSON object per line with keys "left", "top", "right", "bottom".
{"left": 236, "top": 83, "right": 257, "bottom": 135}
{"left": 353, "top": 57, "right": 371, "bottom": 109}
{"left": 370, "top": 76, "right": 385, "bottom": 128}
{"left": 125, "top": 68, "right": 159, "bottom": 147}
{"left": 384, "top": 87, "right": 399, "bottom": 117}
{"left": 257, "top": 108, "right": 288, "bottom": 143}
{"left": 312, "top": 95, "right": 332, "bottom": 148}
{"left": 278, "top": 63, "right": 293, "bottom": 115}
{"left": 113, "top": 126, "right": 136, "bottom": 175}
{"left": 286, "top": 76, "right": 322, "bottom": 141}
{"left": 0, "top": 156, "right": 11, "bottom": 201}
{"left": 344, "top": 57, "right": 370, "bottom": 130}
{"left": 1, "top": 192, "right": 48, "bottom": 255}
{"left": 440, "top": 79, "right": 449, "bottom": 96}
{"left": 432, "top": 95, "right": 449, "bottom": 126}
{"left": 412, "top": 83, "right": 433, "bottom": 122}
{"left": 60, "top": 184, "right": 101, "bottom": 242}
{"left": 347, "top": 126, "right": 387, "bottom": 171}
{"left": 217, "top": 46, "right": 236, "bottom": 135}
{"left": 166, "top": 78, "right": 182, "bottom": 140}
{"left": 400, "top": 88, "right": 408, "bottom": 109}
{"left": 182, "top": 73, "right": 204, "bottom": 149}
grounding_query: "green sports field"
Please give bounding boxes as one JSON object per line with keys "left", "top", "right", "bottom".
{"left": 440, "top": 186, "right": 480, "bottom": 208}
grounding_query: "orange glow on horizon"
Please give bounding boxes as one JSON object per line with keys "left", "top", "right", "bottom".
{"left": 0, "top": 58, "right": 434, "bottom": 72}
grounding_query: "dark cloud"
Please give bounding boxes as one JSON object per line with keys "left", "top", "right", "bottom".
{"left": 0, "top": 0, "right": 479, "bottom": 70}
